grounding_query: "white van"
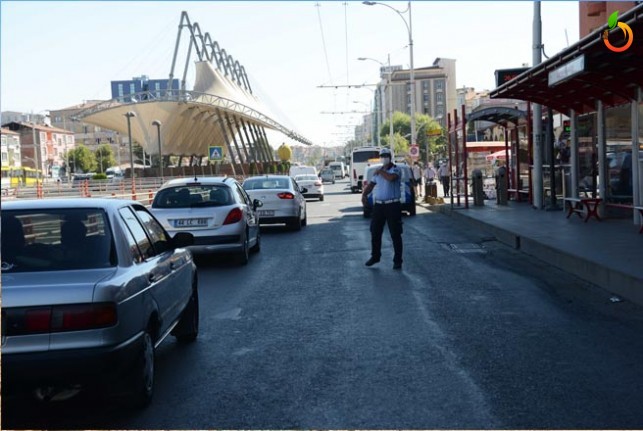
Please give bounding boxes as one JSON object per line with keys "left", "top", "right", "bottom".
{"left": 350, "top": 146, "right": 381, "bottom": 193}
{"left": 289, "top": 165, "right": 317, "bottom": 178}
{"left": 328, "top": 162, "right": 346, "bottom": 180}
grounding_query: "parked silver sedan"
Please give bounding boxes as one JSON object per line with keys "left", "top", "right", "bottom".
{"left": 1, "top": 198, "right": 198, "bottom": 408}
{"left": 242, "top": 175, "right": 308, "bottom": 231}
{"left": 150, "top": 177, "right": 262, "bottom": 265}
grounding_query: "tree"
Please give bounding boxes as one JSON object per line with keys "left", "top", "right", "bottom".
{"left": 95, "top": 144, "right": 116, "bottom": 173}
{"left": 277, "top": 143, "right": 292, "bottom": 162}
{"left": 70, "top": 144, "right": 97, "bottom": 173}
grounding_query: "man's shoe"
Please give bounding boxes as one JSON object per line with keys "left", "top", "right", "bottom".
{"left": 393, "top": 262, "right": 402, "bottom": 270}
{"left": 365, "top": 257, "right": 380, "bottom": 267}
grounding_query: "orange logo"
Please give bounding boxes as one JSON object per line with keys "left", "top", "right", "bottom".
{"left": 603, "top": 11, "right": 633, "bottom": 52}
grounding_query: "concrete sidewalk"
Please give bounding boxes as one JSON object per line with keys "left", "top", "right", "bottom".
{"left": 421, "top": 198, "right": 643, "bottom": 307}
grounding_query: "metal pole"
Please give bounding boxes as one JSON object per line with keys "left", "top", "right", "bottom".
{"left": 125, "top": 112, "right": 136, "bottom": 180}
{"left": 632, "top": 88, "right": 641, "bottom": 225}
{"left": 31, "top": 123, "right": 40, "bottom": 180}
{"left": 388, "top": 53, "right": 394, "bottom": 148}
{"left": 570, "top": 109, "right": 579, "bottom": 198}
{"left": 462, "top": 104, "right": 468, "bottom": 209}
{"left": 152, "top": 120, "right": 163, "bottom": 181}
{"left": 597, "top": 100, "right": 606, "bottom": 216}
{"left": 408, "top": 1, "right": 416, "bottom": 149}
{"left": 532, "top": 1, "right": 543, "bottom": 209}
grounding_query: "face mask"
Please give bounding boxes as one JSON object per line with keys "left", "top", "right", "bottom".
{"left": 380, "top": 157, "right": 390, "bottom": 165}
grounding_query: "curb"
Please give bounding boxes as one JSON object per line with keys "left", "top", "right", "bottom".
{"left": 419, "top": 201, "right": 643, "bottom": 307}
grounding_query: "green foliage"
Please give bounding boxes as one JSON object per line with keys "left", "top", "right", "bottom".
{"left": 70, "top": 144, "right": 97, "bottom": 173}
{"left": 249, "top": 163, "right": 257, "bottom": 175}
{"left": 95, "top": 144, "right": 116, "bottom": 173}
{"left": 608, "top": 11, "right": 619, "bottom": 29}
{"left": 270, "top": 164, "right": 277, "bottom": 174}
{"left": 92, "top": 173, "right": 108, "bottom": 180}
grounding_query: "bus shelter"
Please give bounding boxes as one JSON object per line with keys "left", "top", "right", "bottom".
{"left": 490, "top": 4, "right": 643, "bottom": 224}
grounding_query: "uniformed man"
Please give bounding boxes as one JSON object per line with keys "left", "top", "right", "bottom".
{"left": 361, "top": 148, "right": 403, "bottom": 270}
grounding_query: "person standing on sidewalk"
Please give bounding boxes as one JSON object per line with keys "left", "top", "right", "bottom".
{"left": 412, "top": 162, "right": 423, "bottom": 199}
{"left": 361, "top": 148, "right": 403, "bottom": 270}
{"left": 438, "top": 162, "right": 450, "bottom": 197}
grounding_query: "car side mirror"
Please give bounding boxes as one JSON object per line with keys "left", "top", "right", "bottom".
{"left": 172, "top": 232, "right": 194, "bottom": 248}
{"left": 301, "top": 187, "right": 308, "bottom": 194}
{"left": 253, "top": 199, "right": 263, "bottom": 210}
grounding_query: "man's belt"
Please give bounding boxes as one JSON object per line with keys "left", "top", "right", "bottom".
{"left": 375, "top": 199, "right": 400, "bottom": 204}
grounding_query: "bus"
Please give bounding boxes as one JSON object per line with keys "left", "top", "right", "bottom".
{"left": 1, "top": 166, "right": 41, "bottom": 188}
{"left": 350, "top": 146, "right": 381, "bottom": 193}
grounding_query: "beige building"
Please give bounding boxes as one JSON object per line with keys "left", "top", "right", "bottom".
{"left": 1, "top": 128, "right": 21, "bottom": 168}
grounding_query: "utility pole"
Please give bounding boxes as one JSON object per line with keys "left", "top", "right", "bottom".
{"left": 532, "top": 1, "right": 543, "bottom": 209}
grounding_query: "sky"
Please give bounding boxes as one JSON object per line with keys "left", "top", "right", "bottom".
{"left": 1, "top": 1, "right": 580, "bottom": 148}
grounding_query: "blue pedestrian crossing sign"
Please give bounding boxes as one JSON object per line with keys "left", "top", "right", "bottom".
{"left": 209, "top": 146, "right": 224, "bottom": 161}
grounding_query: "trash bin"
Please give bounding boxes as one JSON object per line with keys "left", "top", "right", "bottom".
{"left": 496, "top": 166, "right": 508, "bottom": 205}
{"left": 472, "top": 169, "right": 484, "bottom": 206}
{"left": 425, "top": 180, "right": 437, "bottom": 198}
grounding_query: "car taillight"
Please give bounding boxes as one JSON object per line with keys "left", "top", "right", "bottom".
{"left": 5, "top": 303, "right": 117, "bottom": 336}
{"left": 223, "top": 208, "right": 243, "bottom": 225}
{"left": 277, "top": 192, "right": 295, "bottom": 199}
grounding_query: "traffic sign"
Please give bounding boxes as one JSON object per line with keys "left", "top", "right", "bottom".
{"left": 209, "top": 146, "right": 224, "bottom": 161}
{"left": 408, "top": 144, "right": 419, "bottom": 159}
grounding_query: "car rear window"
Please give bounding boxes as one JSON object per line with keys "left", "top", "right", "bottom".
{"left": 295, "top": 175, "right": 318, "bottom": 182}
{"left": 1, "top": 209, "right": 116, "bottom": 272}
{"left": 243, "top": 179, "right": 290, "bottom": 190}
{"left": 153, "top": 184, "right": 233, "bottom": 208}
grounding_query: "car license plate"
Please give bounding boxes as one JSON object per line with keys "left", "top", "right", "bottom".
{"left": 258, "top": 210, "right": 274, "bottom": 217}
{"left": 174, "top": 218, "right": 209, "bottom": 227}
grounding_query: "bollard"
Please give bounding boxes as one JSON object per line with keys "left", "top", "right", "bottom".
{"left": 472, "top": 169, "right": 485, "bottom": 206}
{"left": 496, "top": 166, "right": 508, "bottom": 205}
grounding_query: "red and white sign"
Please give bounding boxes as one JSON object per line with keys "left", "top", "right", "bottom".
{"left": 408, "top": 144, "right": 420, "bottom": 159}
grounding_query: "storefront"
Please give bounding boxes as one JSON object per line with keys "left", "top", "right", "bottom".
{"left": 490, "top": 4, "right": 643, "bottom": 224}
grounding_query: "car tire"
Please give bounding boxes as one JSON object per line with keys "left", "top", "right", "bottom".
{"left": 236, "top": 234, "right": 250, "bottom": 265}
{"left": 302, "top": 210, "right": 307, "bottom": 227}
{"left": 319, "top": 195, "right": 324, "bottom": 201}
{"left": 289, "top": 212, "right": 302, "bottom": 231}
{"left": 125, "top": 330, "right": 155, "bottom": 408}
{"left": 174, "top": 287, "right": 199, "bottom": 343}
{"left": 250, "top": 230, "right": 261, "bottom": 253}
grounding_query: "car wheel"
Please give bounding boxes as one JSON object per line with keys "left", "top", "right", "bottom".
{"left": 319, "top": 195, "right": 324, "bottom": 201}
{"left": 236, "top": 234, "right": 250, "bottom": 265}
{"left": 289, "top": 212, "right": 302, "bottom": 231}
{"left": 302, "top": 210, "right": 308, "bottom": 227}
{"left": 125, "top": 330, "right": 155, "bottom": 408}
{"left": 250, "top": 229, "right": 261, "bottom": 253}
{"left": 174, "top": 286, "right": 199, "bottom": 343}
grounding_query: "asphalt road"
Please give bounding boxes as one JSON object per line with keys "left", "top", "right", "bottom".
{"left": 3, "top": 179, "right": 643, "bottom": 429}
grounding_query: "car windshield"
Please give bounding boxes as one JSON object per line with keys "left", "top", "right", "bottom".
{"left": 243, "top": 178, "right": 290, "bottom": 190}
{"left": 1, "top": 209, "right": 116, "bottom": 272}
{"left": 295, "top": 175, "right": 318, "bottom": 182}
{"left": 153, "top": 184, "right": 233, "bottom": 208}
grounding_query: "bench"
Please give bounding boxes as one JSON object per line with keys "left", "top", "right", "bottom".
{"left": 635, "top": 206, "right": 643, "bottom": 234}
{"left": 563, "top": 197, "right": 602, "bottom": 222}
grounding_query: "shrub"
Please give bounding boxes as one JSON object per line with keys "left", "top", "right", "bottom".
{"left": 93, "top": 173, "right": 108, "bottom": 180}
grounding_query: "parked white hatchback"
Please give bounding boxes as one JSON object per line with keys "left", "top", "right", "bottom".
{"left": 242, "top": 175, "right": 308, "bottom": 231}
{"left": 150, "top": 176, "right": 262, "bottom": 264}
{"left": 294, "top": 174, "right": 324, "bottom": 201}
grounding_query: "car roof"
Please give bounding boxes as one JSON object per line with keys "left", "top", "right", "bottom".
{"left": 159, "top": 176, "right": 237, "bottom": 189}
{"left": 243, "top": 175, "right": 291, "bottom": 180}
{"left": 1, "top": 198, "right": 138, "bottom": 211}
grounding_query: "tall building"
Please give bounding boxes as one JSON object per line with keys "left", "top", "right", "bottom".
{"left": 374, "top": 58, "right": 456, "bottom": 138}
{"left": 111, "top": 75, "right": 180, "bottom": 102}
{"left": 579, "top": 2, "right": 638, "bottom": 37}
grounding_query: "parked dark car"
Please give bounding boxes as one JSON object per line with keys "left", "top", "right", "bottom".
{"left": 1, "top": 198, "right": 198, "bottom": 407}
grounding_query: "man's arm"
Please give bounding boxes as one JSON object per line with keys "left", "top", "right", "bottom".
{"left": 377, "top": 167, "right": 399, "bottom": 182}
{"left": 361, "top": 181, "right": 375, "bottom": 206}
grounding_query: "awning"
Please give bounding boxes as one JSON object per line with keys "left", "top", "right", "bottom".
{"left": 74, "top": 61, "right": 313, "bottom": 155}
{"left": 490, "top": 4, "right": 643, "bottom": 113}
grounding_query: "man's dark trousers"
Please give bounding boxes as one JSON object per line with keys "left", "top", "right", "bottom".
{"left": 441, "top": 176, "right": 450, "bottom": 196}
{"left": 370, "top": 201, "right": 403, "bottom": 265}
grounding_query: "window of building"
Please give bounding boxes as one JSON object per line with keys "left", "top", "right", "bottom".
{"left": 423, "top": 94, "right": 430, "bottom": 103}
{"left": 129, "top": 83, "right": 135, "bottom": 94}
{"left": 437, "top": 93, "right": 444, "bottom": 103}
{"left": 118, "top": 84, "right": 124, "bottom": 97}
{"left": 436, "top": 80, "right": 444, "bottom": 91}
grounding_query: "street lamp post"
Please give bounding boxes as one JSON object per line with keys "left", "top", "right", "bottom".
{"left": 152, "top": 120, "right": 163, "bottom": 180}
{"left": 358, "top": 54, "right": 394, "bottom": 148}
{"left": 363, "top": 1, "right": 415, "bottom": 150}
{"left": 124, "top": 112, "right": 136, "bottom": 180}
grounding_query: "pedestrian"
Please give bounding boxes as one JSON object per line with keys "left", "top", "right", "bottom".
{"left": 412, "top": 161, "right": 423, "bottom": 198}
{"left": 438, "top": 162, "right": 450, "bottom": 197}
{"left": 424, "top": 163, "right": 437, "bottom": 197}
{"left": 361, "top": 148, "right": 403, "bottom": 270}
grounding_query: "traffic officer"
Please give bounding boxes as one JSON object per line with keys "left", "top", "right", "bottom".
{"left": 361, "top": 148, "right": 403, "bottom": 270}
